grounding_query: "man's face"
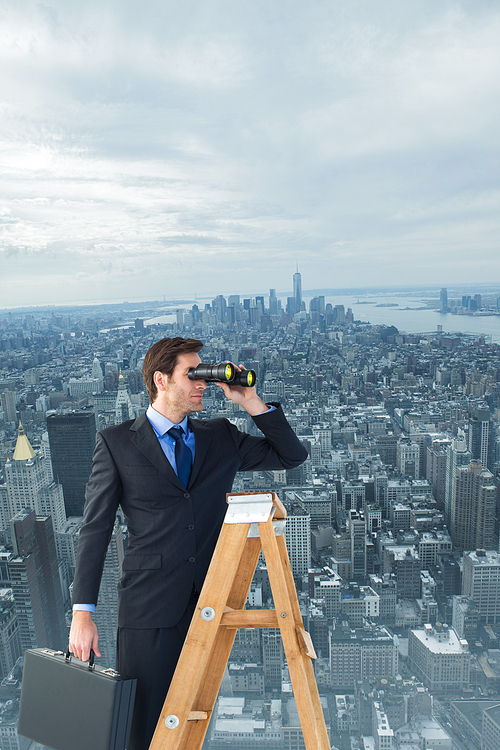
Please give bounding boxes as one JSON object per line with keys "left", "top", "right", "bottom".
{"left": 153, "top": 351, "right": 207, "bottom": 421}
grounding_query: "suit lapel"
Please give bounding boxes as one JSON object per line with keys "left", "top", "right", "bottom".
{"left": 187, "top": 418, "right": 213, "bottom": 488}
{"left": 129, "top": 413, "right": 214, "bottom": 491}
{"left": 129, "top": 413, "right": 185, "bottom": 490}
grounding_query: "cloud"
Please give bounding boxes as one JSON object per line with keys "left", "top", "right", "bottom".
{"left": 0, "top": 1, "right": 499, "bottom": 306}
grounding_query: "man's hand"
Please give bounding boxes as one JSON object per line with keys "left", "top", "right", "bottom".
{"left": 69, "top": 610, "right": 101, "bottom": 662}
{"left": 217, "top": 364, "right": 270, "bottom": 416}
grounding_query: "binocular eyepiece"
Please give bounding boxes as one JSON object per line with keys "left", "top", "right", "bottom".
{"left": 187, "top": 363, "right": 256, "bottom": 387}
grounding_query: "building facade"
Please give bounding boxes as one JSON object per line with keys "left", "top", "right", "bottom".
{"left": 408, "top": 623, "right": 470, "bottom": 692}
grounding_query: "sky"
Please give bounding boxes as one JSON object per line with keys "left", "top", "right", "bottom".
{"left": 1, "top": 0, "right": 499, "bottom": 308}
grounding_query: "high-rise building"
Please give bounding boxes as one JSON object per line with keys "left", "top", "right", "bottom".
{"left": 47, "top": 411, "right": 96, "bottom": 517}
{"left": 452, "top": 595, "right": 480, "bottom": 640}
{"left": 269, "top": 288, "right": 278, "bottom": 315}
{"left": 439, "top": 288, "right": 448, "bottom": 313}
{"left": 314, "top": 572, "right": 342, "bottom": 618}
{"left": 329, "top": 624, "right": 398, "bottom": 688}
{"left": 255, "top": 295, "right": 265, "bottom": 314}
{"left": 293, "top": 267, "right": 302, "bottom": 314}
{"left": 115, "top": 372, "right": 136, "bottom": 425}
{"left": 372, "top": 701, "right": 394, "bottom": 750}
{"left": 375, "top": 437, "right": 398, "bottom": 468}
{"left": 450, "top": 461, "right": 496, "bottom": 551}
{"left": 283, "top": 499, "right": 311, "bottom": 577}
{"left": 444, "top": 432, "right": 471, "bottom": 528}
{"left": 349, "top": 510, "right": 366, "bottom": 582}
{"left": 408, "top": 623, "right": 470, "bottom": 692}
{"left": 91, "top": 356, "right": 104, "bottom": 392}
{"left": 261, "top": 629, "right": 283, "bottom": 689}
{"left": 5, "top": 509, "right": 67, "bottom": 650}
{"left": 333, "top": 305, "right": 345, "bottom": 324}
{"left": 369, "top": 574, "right": 397, "bottom": 624}
{"left": 384, "top": 548, "right": 420, "bottom": 599}
{"left": 0, "top": 390, "right": 16, "bottom": 423}
{"left": 290, "top": 490, "right": 331, "bottom": 528}
{"left": 396, "top": 438, "right": 420, "bottom": 479}
{"left": 468, "top": 405, "right": 494, "bottom": 470}
{"left": 462, "top": 549, "right": 500, "bottom": 624}
{"left": 3, "top": 423, "right": 67, "bottom": 532}
{"left": 374, "top": 471, "right": 389, "bottom": 517}
{"left": 4, "top": 424, "right": 45, "bottom": 523}
{"left": 230, "top": 628, "right": 261, "bottom": 663}
{"left": 0, "top": 589, "right": 21, "bottom": 680}
{"left": 212, "top": 294, "right": 227, "bottom": 323}
{"left": 483, "top": 705, "right": 500, "bottom": 750}
{"left": 426, "top": 439, "right": 450, "bottom": 509}
{"left": 37, "top": 482, "right": 67, "bottom": 533}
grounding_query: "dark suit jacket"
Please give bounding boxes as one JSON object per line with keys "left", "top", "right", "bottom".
{"left": 72, "top": 404, "right": 307, "bottom": 628}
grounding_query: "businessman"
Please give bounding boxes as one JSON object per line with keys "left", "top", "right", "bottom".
{"left": 69, "top": 336, "right": 307, "bottom": 750}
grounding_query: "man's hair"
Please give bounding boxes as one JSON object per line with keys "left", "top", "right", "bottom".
{"left": 143, "top": 337, "right": 203, "bottom": 403}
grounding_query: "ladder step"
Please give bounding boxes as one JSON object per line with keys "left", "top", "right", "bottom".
{"left": 296, "top": 626, "right": 317, "bottom": 659}
{"left": 188, "top": 711, "right": 209, "bottom": 722}
{"left": 220, "top": 609, "right": 279, "bottom": 628}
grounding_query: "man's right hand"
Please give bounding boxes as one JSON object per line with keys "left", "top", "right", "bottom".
{"left": 68, "top": 610, "right": 101, "bottom": 662}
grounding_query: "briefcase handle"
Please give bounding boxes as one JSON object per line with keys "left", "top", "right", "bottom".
{"left": 65, "top": 648, "right": 96, "bottom": 671}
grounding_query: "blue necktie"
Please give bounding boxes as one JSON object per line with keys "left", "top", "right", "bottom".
{"left": 168, "top": 425, "right": 192, "bottom": 487}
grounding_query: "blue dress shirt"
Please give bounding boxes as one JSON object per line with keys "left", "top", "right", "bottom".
{"left": 144, "top": 405, "right": 195, "bottom": 474}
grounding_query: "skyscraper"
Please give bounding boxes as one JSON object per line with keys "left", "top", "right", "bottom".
{"left": 349, "top": 510, "right": 367, "bottom": 582}
{"left": 5, "top": 509, "right": 67, "bottom": 650}
{"left": 3, "top": 423, "right": 67, "bottom": 533}
{"left": 261, "top": 629, "right": 283, "bottom": 689}
{"left": 468, "top": 405, "right": 494, "bottom": 470}
{"left": 396, "top": 437, "right": 420, "bottom": 479}
{"left": 115, "top": 372, "right": 136, "bottom": 425}
{"left": 269, "top": 288, "right": 278, "bottom": 315}
{"left": 293, "top": 266, "right": 302, "bottom": 313}
{"left": 0, "top": 589, "right": 21, "bottom": 680}
{"left": 444, "top": 432, "right": 471, "bottom": 528}
{"left": 91, "top": 355, "right": 104, "bottom": 392}
{"left": 283, "top": 501, "right": 311, "bottom": 577}
{"left": 439, "top": 288, "right": 448, "bottom": 313}
{"left": 0, "top": 390, "right": 16, "bottom": 423}
{"left": 47, "top": 411, "right": 96, "bottom": 517}
{"left": 426, "top": 439, "right": 450, "bottom": 509}
{"left": 450, "top": 460, "right": 496, "bottom": 551}
{"left": 4, "top": 424, "right": 46, "bottom": 523}
{"left": 462, "top": 550, "right": 500, "bottom": 624}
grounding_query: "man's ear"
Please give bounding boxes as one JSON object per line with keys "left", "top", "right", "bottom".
{"left": 153, "top": 371, "right": 168, "bottom": 392}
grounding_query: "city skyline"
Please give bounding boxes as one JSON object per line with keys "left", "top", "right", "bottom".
{"left": 1, "top": 1, "right": 499, "bottom": 309}
{"left": 1, "top": 264, "right": 500, "bottom": 746}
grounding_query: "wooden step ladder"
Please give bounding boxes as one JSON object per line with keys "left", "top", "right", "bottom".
{"left": 149, "top": 491, "right": 331, "bottom": 750}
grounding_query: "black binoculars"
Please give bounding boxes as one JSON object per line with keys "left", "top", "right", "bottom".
{"left": 187, "top": 362, "right": 256, "bottom": 387}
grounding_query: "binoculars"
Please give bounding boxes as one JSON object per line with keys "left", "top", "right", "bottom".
{"left": 188, "top": 363, "right": 257, "bottom": 387}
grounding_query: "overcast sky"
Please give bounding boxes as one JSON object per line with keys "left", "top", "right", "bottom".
{"left": 1, "top": 0, "right": 499, "bottom": 308}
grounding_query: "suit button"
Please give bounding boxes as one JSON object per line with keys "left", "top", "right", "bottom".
{"left": 184, "top": 493, "right": 190, "bottom": 499}
{"left": 189, "top": 557, "right": 195, "bottom": 563}
{"left": 188, "top": 524, "right": 194, "bottom": 531}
